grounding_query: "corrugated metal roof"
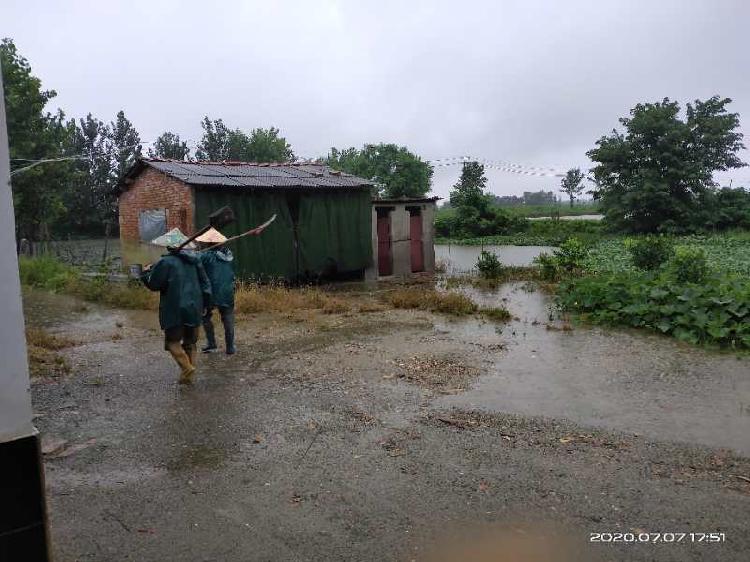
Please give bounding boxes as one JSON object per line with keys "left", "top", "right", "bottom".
{"left": 142, "top": 159, "right": 373, "bottom": 189}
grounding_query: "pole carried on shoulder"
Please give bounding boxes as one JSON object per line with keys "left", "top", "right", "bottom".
{"left": 197, "top": 214, "right": 276, "bottom": 253}
{"left": 169, "top": 206, "right": 236, "bottom": 253}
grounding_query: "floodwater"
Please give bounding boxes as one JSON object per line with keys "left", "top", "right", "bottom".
{"left": 436, "top": 282, "right": 750, "bottom": 455}
{"left": 528, "top": 214, "right": 604, "bottom": 221}
{"left": 435, "top": 244, "right": 555, "bottom": 273}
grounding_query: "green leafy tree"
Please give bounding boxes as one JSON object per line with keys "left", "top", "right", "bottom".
{"left": 560, "top": 167, "right": 586, "bottom": 207}
{"left": 1, "top": 38, "right": 72, "bottom": 240}
{"left": 107, "top": 110, "right": 141, "bottom": 225}
{"left": 149, "top": 131, "right": 190, "bottom": 160}
{"left": 246, "top": 127, "right": 294, "bottom": 162}
{"left": 195, "top": 117, "right": 230, "bottom": 160}
{"left": 196, "top": 118, "right": 294, "bottom": 162}
{"left": 588, "top": 97, "right": 746, "bottom": 233}
{"left": 62, "top": 114, "right": 113, "bottom": 233}
{"left": 325, "top": 143, "right": 432, "bottom": 198}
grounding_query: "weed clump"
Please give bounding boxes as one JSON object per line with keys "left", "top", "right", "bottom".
{"left": 25, "top": 327, "right": 74, "bottom": 378}
{"left": 480, "top": 306, "right": 512, "bottom": 322}
{"left": 386, "top": 288, "right": 478, "bottom": 316}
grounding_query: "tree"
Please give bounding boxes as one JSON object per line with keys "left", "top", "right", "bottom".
{"left": 560, "top": 167, "right": 586, "bottom": 207}
{"left": 62, "top": 114, "right": 113, "bottom": 234}
{"left": 325, "top": 143, "right": 432, "bottom": 198}
{"left": 1, "top": 38, "right": 72, "bottom": 240}
{"left": 195, "top": 118, "right": 295, "bottom": 162}
{"left": 107, "top": 110, "right": 141, "bottom": 225}
{"left": 246, "top": 127, "right": 294, "bottom": 162}
{"left": 195, "top": 117, "right": 230, "bottom": 161}
{"left": 149, "top": 131, "right": 190, "bottom": 160}
{"left": 588, "top": 97, "right": 746, "bottom": 233}
{"left": 443, "top": 161, "right": 526, "bottom": 237}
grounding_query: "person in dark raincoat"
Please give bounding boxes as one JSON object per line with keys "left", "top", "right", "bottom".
{"left": 141, "top": 250, "right": 211, "bottom": 384}
{"left": 197, "top": 238, "right": 236, "bottom": 355}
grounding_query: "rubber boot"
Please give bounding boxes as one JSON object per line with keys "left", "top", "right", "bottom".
{"left": 202, "top": 313, "right": 218, "bottom": 353}
{"left": 184, "top": 344, "right": 198, "bottom": 374}
{"left": 222, "top": 307, "right": 236, "bottom": 355}
{"left": 167, "top": 341, "right": 195, "bottom": 384}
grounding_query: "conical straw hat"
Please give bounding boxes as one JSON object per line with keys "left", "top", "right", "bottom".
{"left": 195, "top": 227, "right": 228, "bottom": 244}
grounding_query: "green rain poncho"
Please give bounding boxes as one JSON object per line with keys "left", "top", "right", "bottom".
{"left": 200, "top": 248, "right": 235, "bottom": 308}
{"left": 141, "top": 251, "right": 212, "bottom": 330}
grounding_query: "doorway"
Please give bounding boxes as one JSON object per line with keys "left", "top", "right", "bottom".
{"left": 408, "top": 207, "right": 424, "bottom": 273}
{"left": 376, "top": 207, "right": 393, "bottom": 276}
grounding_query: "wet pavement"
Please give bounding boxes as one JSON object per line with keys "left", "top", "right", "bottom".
{"left": 24, "top": 287, "right": 750, "bottom": 561}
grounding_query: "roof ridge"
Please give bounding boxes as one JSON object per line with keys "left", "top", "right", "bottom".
{"left": 143, "top": 157, "right": 323, "bottom": 167}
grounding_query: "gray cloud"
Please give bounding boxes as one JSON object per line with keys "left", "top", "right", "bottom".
{"left": 3, "top": 0, "right": 749, "bottom": 199}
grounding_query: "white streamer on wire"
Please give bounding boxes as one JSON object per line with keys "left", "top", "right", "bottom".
{"left": 428, "top": 155, "right": 567, "bottom": 177}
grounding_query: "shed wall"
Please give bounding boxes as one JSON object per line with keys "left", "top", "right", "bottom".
{"left": 118, "top": 168, "right": 194, "bottom": 242}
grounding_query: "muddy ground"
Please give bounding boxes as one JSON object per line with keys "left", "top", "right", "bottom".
{"left": 26, "top": 284, "right": 750, "bottom": 562}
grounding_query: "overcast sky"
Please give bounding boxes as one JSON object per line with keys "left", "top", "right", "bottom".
{"left": 3, "top": 0, "right": 749, "bottom": 199}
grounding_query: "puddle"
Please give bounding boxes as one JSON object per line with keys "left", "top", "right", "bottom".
{"left": 435, "top": 245, "right": 556, "bottom": 273}
{"left": 436, "top": 282, "right": 750, "bottom": 455}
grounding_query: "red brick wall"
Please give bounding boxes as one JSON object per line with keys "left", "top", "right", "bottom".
{"left": 118, "top": 167, "right": 194, "bottom": 241}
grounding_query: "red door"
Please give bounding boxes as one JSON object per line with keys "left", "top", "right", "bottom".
{"left": 410, "top": 213, "right": 424, "bottom": 272}
{"left": 377, "top": 214, "right": 392, "bottom": 276}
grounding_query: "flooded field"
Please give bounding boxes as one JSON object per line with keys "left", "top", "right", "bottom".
{"left": 435, "top": 244, "right": 555, "bottom": 272}
{"left": 436, "top": 282, "right": 750, "bottom": 455}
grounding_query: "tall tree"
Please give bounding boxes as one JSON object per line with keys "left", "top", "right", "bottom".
{"left": 62, "top": 114, "right": 112, "bottom": 233}
{"left": 149, "top": 132, "right": 190, "bottom": 160}
{"left": 449, "top": 161, "right": 488, "bottom": 210}
{"left": 325, "top": 143, "right": 432, "bottom": 198}
{"left": 588, "top": 97, "right": 746, "bottom": 232}
{"left": 195, "top": 117, "right": 230, "bottom": 161}
{"left": 246, "top": 127, "right": 294, "bottom": 162}
{"left": 195, "top": 118, "right": 295, "bottom": 162}
{"left": 1, "top": 38, "right": 72, "bottom": 240}
{"left": 559, "top": 167, "right": 586, "bottom": 207}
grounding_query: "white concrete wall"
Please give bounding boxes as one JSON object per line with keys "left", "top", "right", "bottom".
{"left": 370, "top": 202, "right": 437, "bottom": 278}
{"left": 0, "top": 70, "right": 34, "bottom": 443}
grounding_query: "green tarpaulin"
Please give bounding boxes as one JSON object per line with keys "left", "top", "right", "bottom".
{"left": 193, "top": 188, "right": 372, "bottom": 281}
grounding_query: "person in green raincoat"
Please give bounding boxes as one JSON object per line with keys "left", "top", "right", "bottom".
{"left": 196, "top": 228, "right": 236, "bottom": 354}
{"left": 141, "top": 250, "right": 211, "bottom": 384}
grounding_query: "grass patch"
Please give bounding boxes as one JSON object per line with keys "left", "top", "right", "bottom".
{"left": 437, "top": 219, "right": 606, "bottom": 246}
{"left": 25, "top": 327, "right": 74, "bottom": 378}
{"left": 480, "top": 306, "right": 512, "bottom": 322}
{"left": 385, "top": 288, "right": 478, "bottom": 315}
{"left": 234, "top": 283, "right": 352, "bottom": 314}
{"left": 67, "top": 277, "right": 158, "bottom": 310}
{"left": 18, "top": 256, "right": 76, "bottom": 291}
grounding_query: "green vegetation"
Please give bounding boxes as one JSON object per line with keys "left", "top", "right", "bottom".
{"left": 325, "top": 143, "right": 432, "bottom": 198}
{"left": 625, "top": 236, "right": 674, "bottom": 270}
{"left": 589, "top": 96, "right": 746, "bottom": 233}
{"left": 583, "top": 233, "right": 750, "bottom": 276}
{"left": 439, "top": 162, "right": 528, "bottom": 238}
{"left": 385, "top": 288, "right": 478, "bottom": 315}
{"left": 475, "top": 250, "right": 504, "bottom": 279}
{"left": 559, "top": 168, "right": 586, "bottom": 208}
{"left": 552, "top": 234, "right": 750, "bottom": 350}
{"left": 558, "top": 271, "right": 749, "bottom": 349}
{"left": 437, "top": 218, "right": 605, "bottom": 246}
{"left": 194, "top": 118, "right": 294, "bottom": 162}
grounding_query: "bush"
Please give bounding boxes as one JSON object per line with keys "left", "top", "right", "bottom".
{"left": 667, "top": 246, "right": 709, "bottom": 283}
{"left": 18, "top": 256, "right": 76, "bottom": 291}
{"left": 534, "top": 252, "right": 558, "bottom": 281}
{"left": 554, "top": 238, "right": 589, "bottom": 273}
{"left": 475, "top": 250, "right": 504, "bottom": 279}
{"left": 625, "top": 236, "right": 674, "bottom": 270}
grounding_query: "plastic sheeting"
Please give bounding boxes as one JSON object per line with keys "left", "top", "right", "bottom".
{"left": 138, "top": 209, "right": 167, "bottom": 242}
{"left": 194, "top": 189, "right": 372, "bottom": 281}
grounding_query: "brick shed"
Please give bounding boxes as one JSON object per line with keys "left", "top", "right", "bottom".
{"left": 118, "top": 158, "right": 374, "bottom": 280}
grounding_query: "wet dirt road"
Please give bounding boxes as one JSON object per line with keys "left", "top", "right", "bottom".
{"left": 26, "top": 287, "right": 750, "bottom": 561}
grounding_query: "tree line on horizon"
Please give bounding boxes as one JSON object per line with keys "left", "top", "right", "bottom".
{"left": 1, "top": 38, "right": 433, "bottom": 241}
